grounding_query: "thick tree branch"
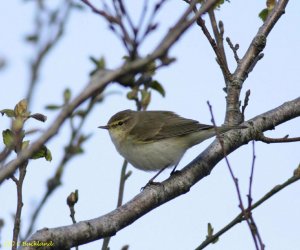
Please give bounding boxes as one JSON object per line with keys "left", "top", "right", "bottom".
{"left": 0, "top": 0, "right": 219, "bottom": 184}
{"left": 22, "top": 97, "right": 300, "bottom": 250}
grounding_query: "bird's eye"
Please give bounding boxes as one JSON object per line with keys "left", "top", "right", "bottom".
{"left": 118, "top": 121, "right": 124, "bottom": 126}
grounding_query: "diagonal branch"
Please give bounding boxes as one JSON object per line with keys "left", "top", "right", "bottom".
{"left": 0, "top": 0, "right": 220, "bottom": 185}
{"left": 22, "top": 97, "right": 300, "bottom": 249}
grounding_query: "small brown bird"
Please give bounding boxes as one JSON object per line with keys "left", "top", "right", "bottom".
{"left": 99, "top": 110, "right": 244, "bottom": 182}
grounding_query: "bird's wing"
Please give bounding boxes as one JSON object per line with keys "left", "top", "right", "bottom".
{"left": 129, "top": 111, "right": 213, "bottom": 142}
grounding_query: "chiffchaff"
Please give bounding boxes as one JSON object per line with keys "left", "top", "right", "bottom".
{"left": 99, "top": 109, "right": 244, "bottom": 182}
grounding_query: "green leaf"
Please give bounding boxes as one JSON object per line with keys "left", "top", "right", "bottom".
{"left": 126, "top": 88, "right": 138, "bottom": 100}
{"left": 89, "top": 56, "right": 106, "bottom": 76}
{"left": 141, "top": 90, "right": 151, "bottom": 109}
{"left": 31, "top": 146, "right": 47, "bottom": 159}
{"left": 97, "top": 57, "right": 106, "bottom": 70}
{"left": 63, "top": 88, "right": 71, "bottom": 104}
{"left": 45, "top": 104, "right": 62, "bottom": 110}
{"left": 214, "top": 0, "right": 230, "bottom": 9}
{"left": 206, "top": 223, "right": 219, "bottom": 244}
{"left": 259, "top": 8, "right": 269, "bottom": 21}
{"left": 2, "top": 129, "right": 14, "bottom": 147}
{"left": 0, "top": 109, "right": 15, "bottom": 117}
{"left": 207, "top": 223, "right": 214, "bottom": 237}
{"left": 14, "top": 99, "right": 29, "bottom": 117}
{"left": 259, "top": 0, "right": 275, "bottom": 22}
{"left": 89, "top": 56, "right": 105, "bottom": 69}
{"left": 45, "top": 148, "right": 52, "bottom": 161}
{"left": 149, "top": 80, "right": 166, "bottom": 97}
{"left": 31, "top": 145, "right": 52, "bottom": 161}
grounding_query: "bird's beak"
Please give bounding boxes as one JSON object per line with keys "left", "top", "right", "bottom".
{"left": 98, "top": 125, "right": 109, "bottom": 129}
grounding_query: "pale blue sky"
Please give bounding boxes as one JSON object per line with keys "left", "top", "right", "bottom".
{"left": 0, "top": 1, "right": 300, "bottom": 250}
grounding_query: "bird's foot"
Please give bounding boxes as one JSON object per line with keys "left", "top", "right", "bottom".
{"left": 140, "top": 181, "right": 162, "bottom": 191}
{"left": 170, "top": 169, "right": 181, "bottom": 176}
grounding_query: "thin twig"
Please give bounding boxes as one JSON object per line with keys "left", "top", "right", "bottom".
{"left": 208, "top": 9, "right": 228, "bottom": 68}
{"left": 196, "top": 164, "right": 300, "bottom": 249}
{"left": 256, "top": 133, "right": 300, "bottom": 143}
{"left": 101, "top": 160, "right": 131, "bottom": 250}
{"left": 247, "top": 141, "right": 256, "bottom": 208}
{"left": 66, "top": 190, "right": 79, "bottom": 250}
{"left": 117, "top": 0, "right": 136, "bottom": 37}
{"left": 207, "top": 101, "right": 264, "bottom": 250}
{"left": 24, "top": 98, "right": 98, "bottom": 239}
{"left": 247, "top": 53, "right": 264, "bottom": 75}
{"left": 138, "top": 0, "right": 168, "bottom": 44}
{"left": 26, "top": 0, "right": 74, "bottom": 105}
{"left": 24, "top": 155, "right": 67, "bottom": 239}
{"left": 241, "top": 89, "right": 251, "bottom": 119}
{"left": 117, "top": 160, "right": 131, "bottom": 207}
{"left": 112, "top": 0, "right": 133, "bottom": 53}
{"left": 182, "top": 0, "right": 232, "bottom": 81}
{"left": 137, "top": 0, "right": 149, "bottom": 42}
{"left": 67, "top": 190, "right": 78, "bottom": 224}
{"left": 81, "top": 0, "right": 119, "bottom": 23}
{"left": 11, "top": 121, "right": 29, "bottom": 249}
{"left": 226, "top": 37, "right": 240, "bottom": 63}
{"left": 12, "top": 163, "right": 27, "bottom": 250}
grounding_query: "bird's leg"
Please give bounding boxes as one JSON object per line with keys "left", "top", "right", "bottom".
{"left": 148, "top": 166, "right": 168, "bottom": 183}
{"left": 141, "top": 166, "right": 168, "bottom": 191}
{"left": 170, "top": 163, "right": 179, "bottom": 175}
{"left": 142, "top": 163, "right": 182, "bottom": 190}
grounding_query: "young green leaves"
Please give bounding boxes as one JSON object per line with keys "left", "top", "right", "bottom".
{"left": 1, "top": 99, "right": 51, "bottom": 161}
